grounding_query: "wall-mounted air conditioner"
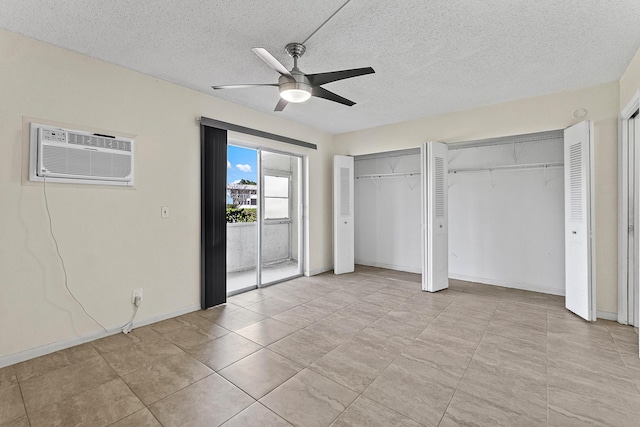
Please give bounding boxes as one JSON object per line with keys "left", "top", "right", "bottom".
{"left": 29, "top": 123, "right": 134, "bottom": 186}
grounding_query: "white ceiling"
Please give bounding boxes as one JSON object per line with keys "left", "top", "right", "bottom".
{"left": 1, "top": 1, "right": 640, "bottom": 134}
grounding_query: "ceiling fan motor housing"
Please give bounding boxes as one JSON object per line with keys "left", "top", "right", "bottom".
{"left": 285, "top": 42, "right": 306, "bottom": 59}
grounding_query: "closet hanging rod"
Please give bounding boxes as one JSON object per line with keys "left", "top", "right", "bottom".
{"left": 449, "top": 162, "right": 564, "bottom": 174}
{"left": 355, "top": 171, "right": 421, "bottom": 179}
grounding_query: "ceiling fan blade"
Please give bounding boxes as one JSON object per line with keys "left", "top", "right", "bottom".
{"left": 212, "top": 83, "right": 278, "bottom": 90}
{"left": 252, "top": 48, "right": 293, "bottom": 78}
{"left": 311, "top": 87, "right": 356, "bottom": 106}
{"left": 306, "top": 67, "right": 375, "bottom": 87}
{"left": 275, "top": 98, "right": 288, "bottom": 111}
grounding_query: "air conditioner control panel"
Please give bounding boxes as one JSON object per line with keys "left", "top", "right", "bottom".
{"left": 40, "top": 129, "right": 66, "bottom": 143}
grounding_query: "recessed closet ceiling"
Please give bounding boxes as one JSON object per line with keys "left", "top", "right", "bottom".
{"left": 1, "top": 1, "right": 640, "bottom": 134}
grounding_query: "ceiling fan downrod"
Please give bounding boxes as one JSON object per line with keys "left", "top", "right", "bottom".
{"left": 285, "top": 43, "right": 306, "bottom": 70}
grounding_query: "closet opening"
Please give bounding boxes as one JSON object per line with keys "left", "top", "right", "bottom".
{"left": 354, "top": 148, "right": 423, "bottom": 275}
{"left": 447, "top": 131, "right": 566, "bottom": 296}
{"left": 353, "top": 133, "right": 566, "bottom": 295}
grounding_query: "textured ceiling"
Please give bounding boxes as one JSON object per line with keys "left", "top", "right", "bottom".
{"left": 1, "top": 1, "right": 640, "bottom": 134}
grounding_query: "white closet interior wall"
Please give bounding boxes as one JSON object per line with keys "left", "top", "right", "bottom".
{"left": 448, "top": 132, "right": 565, "bottom": 295}
{"left": 354, "top": 149, "right": 422, "bottom": 273}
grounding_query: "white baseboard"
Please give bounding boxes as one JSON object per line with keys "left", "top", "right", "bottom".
{"left": 596, "top": 311, "right": 618, "bottom": 321}
{"left": 355, "top": 260, "right": 422, "bottom": 275}
{"left": 450, "top": 275, "right": 620, "bottom": 322}
{"left": 449, "top": 273, "right": 565, "bottom": 296}
{"left": 0, "top": 304, "right": 200, "bottom": 369}
{"left": 306, "top": 266, "right": 333, "bottom": 276}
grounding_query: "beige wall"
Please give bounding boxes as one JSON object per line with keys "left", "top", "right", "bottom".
{"left": 620, "top": 45, "right": 640, "bottom": 110}
{"left": 0, "top": 29, "right": 333, "bottom": 362}
{"left": 334, "top": 82, "right": 620, "bottom": 315}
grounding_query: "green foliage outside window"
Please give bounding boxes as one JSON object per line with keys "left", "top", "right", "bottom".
{"left": 226, "top": 205, "right": 257, "bottom": 223}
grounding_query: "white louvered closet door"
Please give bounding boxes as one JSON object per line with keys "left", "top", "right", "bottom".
{"left": 334, "top": 155, "right": 355, "bottom": 274}
{"left": 422, "top": 142, "right": 449, "bottom": 292}
{"left": 564, "top": 121, "right": 596, "bottom": 321}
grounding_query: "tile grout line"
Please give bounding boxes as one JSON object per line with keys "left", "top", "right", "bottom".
{"left": 145, "top": 370, "right": 251, "bottom": 427}
{"left": 434, "top": 294, "right": 500, "bottom": 426}
{"left": 209, "top": 282, "right": 392, "bottom": 421}
{"left": 256, "top": 278, "right": 370, "bottom": 426}
{"left": 331, "top": 291, "right": 453, "bottom": 426}
{"left": 19, "top": 350, "right": 120, "bottom": 421}
{"left": 107, "top": 320, "right": 245, "bottom": 425}
{"left": 146, "top": 320, "right": 274, "bottom": 422}
{"left": 93, "top": 350, "right": 148, "bottom": 425}
{"left": 238, "top": 290, "right": 348, "bottom": 361}
{"left": 607, "top": 324, "right": 640, "bottom": 396}
{"left": 13, "top": 373, "right": 29, "bottom": 425}
{"left": 546, "top": 309, "right": 550, "bottom": 427}
{"left": 358, "top": 308, "right": 438, "bottom": 426}
{"left": 256, "top": 278, "right": 423, "bottom": 426}
{"left": 303, "top": 287, "right": 428, "bottom": 427}
{"left": 256, "top": 401, "right": 296, "bottom": 427}
{"left": 100, "top": 350, "right": 154, "bottom": 425}
{"left": 109, "top": 368, "right": 177, "bottom": 426}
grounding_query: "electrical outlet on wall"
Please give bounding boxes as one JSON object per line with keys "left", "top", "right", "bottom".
{"left": 132, "top": 288, "right": 143, "bottom": 304}
{"left": 161, "top": 206, "right": 169, "bottom": 218}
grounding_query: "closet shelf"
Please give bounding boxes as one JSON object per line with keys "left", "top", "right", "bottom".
{"left": 449, "top": 162, "right": 563, "bottom": 174}
{"left": 355, "top": 171, "right": 421, "bottom": 180}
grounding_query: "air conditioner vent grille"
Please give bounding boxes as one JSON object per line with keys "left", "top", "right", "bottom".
{"left": 66, "top": 132, "right": 131, "bottom": 152}
{"left": 30, "top": 123, "right": 134, "bottom": 185}
{"left": 42, "top": 145, "right": 132, "bottom": 179}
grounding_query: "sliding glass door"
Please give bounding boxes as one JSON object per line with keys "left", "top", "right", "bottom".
{"left": 260, "top": 150, "right": 302, "bottom": 285}
{"left": 226, "top": 144, "right": 303, "bottom": 295}
{"left": 226, "top": 145, "right": 259, "bottom": 294}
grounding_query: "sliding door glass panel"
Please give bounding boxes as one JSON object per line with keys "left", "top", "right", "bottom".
{"left": 264, "top": 175, "right": 290, "bottom": 219}
{"left": 226, "top": 144, "right": 259, "bottom": 294}
{"left": 260, "top": 151, "right": 302, "bottom": 285}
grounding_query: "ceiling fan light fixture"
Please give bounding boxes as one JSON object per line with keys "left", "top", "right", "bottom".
{"left": 279, "top": 81, "right": 312, "bottom": 103}
{"left": 280, "top": 88, "right": 311, "bottom": 103}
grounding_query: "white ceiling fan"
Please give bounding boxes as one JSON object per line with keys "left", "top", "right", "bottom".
{"left": 212, "top": 42, "right": 375, "bottom": 111}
